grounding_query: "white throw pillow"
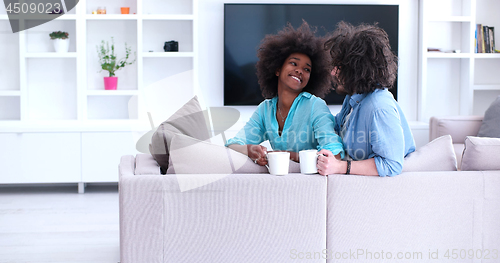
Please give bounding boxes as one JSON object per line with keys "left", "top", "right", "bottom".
{"left": 461, "top": 136, "right": 500, "bottom": 171}
{"left": 402, "top": 135, "right": 457, "bottom": 172}
{"left": 168, "top": 133, "right": 300, "bottom": 174}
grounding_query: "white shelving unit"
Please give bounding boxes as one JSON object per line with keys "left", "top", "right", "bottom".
{"left": 419, "top": 0, "right": 500, "bottom": 122}
{"left": 0, "top": 0, "right": 197, "bottom": 192}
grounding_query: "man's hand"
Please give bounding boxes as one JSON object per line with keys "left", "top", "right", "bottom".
{"left": 316, "top": 149, "right": 346, "bottom": 175}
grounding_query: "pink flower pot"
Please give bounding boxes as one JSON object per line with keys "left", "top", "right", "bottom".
{"left": 104, "top": 77, "right": 118, "bottom": 90}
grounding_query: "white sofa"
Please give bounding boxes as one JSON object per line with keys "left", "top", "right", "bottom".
{"left": 119, "top": 116, "right": 500, "bottom": 263}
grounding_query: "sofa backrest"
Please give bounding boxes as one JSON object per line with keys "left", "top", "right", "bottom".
{"left": 430, "top": 116, "right": 483, "bottom": 143}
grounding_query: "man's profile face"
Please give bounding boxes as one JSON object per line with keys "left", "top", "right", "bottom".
{"left": 331, "top": 67, "right": 347, "bottom": 95}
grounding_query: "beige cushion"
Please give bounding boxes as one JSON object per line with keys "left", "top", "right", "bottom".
{"left": 168, "top": 133, "right": 300, "bottom": 174}
{"left": 402, "top": 135, "right": 457, "bottom": 172}
{"left": 461, "top": 136, "right": 500, "bottom": 171}
{"left": 150, "top": 96, "right": 211, "bottom": 173}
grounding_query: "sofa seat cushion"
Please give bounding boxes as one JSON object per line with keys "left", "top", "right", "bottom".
{"left": 461, "top": 136, "right": 500, "bottom": 171}
{"left": 402, "top": 135, "right": 457, "bottom": 172}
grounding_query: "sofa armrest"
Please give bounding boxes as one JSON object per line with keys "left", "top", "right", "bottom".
{"left": 430, "top": 116, "right": 483, "bottom": 143}
{"left": 119, "top": 155, "right": 135, "bottom": 176}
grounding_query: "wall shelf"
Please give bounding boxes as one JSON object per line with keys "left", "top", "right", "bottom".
{"left": 473, "top": 84, "right": 500, "bottom": 91}
{"left": 474, "top": 53, "right": 500, "bottom": 58}
{"left": 427, "top": 16, "right": 472, "bottom": 22}
{"left": 0, "top": 91, "right": 21, "bottom": 96}
{"left": 426, "top": 52, "right": 470, "bottom": 58}
{"left": 25, "top": 52, "right": 77, "bottom": 58}
{"left": 142, "top": 14, "right": 194, "bottom": 20}
{"left": 85, "top": 14, "right": 138, "bottom": 20}
{"left": 4, "top": 14, "right": 77, "bottom": 20}
{"left": 86, "top": 90, "right": 139, "bottom": 96}
{"left": 142, "top": 52, "right": 194, "bottom": 58}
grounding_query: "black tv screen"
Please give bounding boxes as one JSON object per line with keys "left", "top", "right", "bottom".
{"left": 224, "top": 4, "right": 399, "bottom": 105}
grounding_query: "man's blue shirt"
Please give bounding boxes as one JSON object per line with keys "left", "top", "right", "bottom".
{"left": 335, "top": 89, "right": 415, "bottom": 176}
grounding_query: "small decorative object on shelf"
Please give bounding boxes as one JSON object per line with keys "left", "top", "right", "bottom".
{"left": 476, "top": 24, "right": 496, "bottom": 53}
{"left": 49, "top": 8, "right": 64, "bottom": 14}
{"left": 427, "top": 48, "right": 461, "bottom": 53}
{"left": 49, "top": 31, "right": 69, "bottom": 53}
{"left": 97, "top": 37, "right": 136, "bottom": 90}
{"left": 164, "top": 41, "right": 179, "bottom": 52}
{"left": 97, "top": 7, "right": 106, "bottom": 14}
{"left": 121, "top": 7, "right": 130, "bottom": 14}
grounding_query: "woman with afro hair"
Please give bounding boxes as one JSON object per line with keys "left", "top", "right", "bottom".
{"left": 226, "top": 21, "right": 344, "bottom": 166}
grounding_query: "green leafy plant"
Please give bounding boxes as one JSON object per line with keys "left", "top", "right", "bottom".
{"left": 97, "top": 37, "right": 136, "bottom": 77}
{"left": 49, "top": 31, "right": 69, "bottom": 39}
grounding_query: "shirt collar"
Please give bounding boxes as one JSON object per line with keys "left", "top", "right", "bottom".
{"left": 349, "top": 93, "right": 368, "bottom": 108}
{"left": 272, "top": 91, "right": 312, "bottom": 105}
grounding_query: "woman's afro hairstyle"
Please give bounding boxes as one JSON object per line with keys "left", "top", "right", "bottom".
{"left": 324, "top": 21, "right": 398, "bottom": 95}
{"left": 256, "top": 21, "right": 332, "bottom": 99}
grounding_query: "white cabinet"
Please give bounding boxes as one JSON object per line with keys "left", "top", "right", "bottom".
{"left": 419, "top": 0, "right": 500, "bottom": 122}
{"left": 0, "top": 133, "right": 81, "bottom": 184}
{"left": 81, "top": 132, "right": 139, "bottom": 183}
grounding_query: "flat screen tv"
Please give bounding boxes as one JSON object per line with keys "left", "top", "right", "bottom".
{"left": 224, "top": 4, "right": 399, "bottom": 105}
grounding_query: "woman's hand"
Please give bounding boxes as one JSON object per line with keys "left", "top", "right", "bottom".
{"left": 316, "top": 149, "right": 346, "bottom": 175}
{"left": 247, "top": 145, "right": 268, "bottom": 166}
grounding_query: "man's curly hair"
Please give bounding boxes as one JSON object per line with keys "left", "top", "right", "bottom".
{"left": 256, "top": 21, "right": 332, "bottom": 99}
{"left": 325, "top": 21, "right": 398, "bottom": 95}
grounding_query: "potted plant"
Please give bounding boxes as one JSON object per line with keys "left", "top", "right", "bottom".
{"left": 49, "top": 31, "right": 69, "bottom": 53}
{"left": 97, "top": 37, "right": 136, "bottom": 90}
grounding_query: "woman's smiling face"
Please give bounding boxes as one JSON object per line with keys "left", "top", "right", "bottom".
{"left": 276, "top": 53, "right": 312, "bottom": 92}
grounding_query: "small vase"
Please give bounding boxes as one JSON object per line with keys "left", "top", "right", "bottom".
{"left": 104, "top": 77, "right": 118, "bottom": 90}
{"left": 53, "top": 38, "right": 69, "bottom": 53}
{"left": 121, "top": 7, "right": 130, "bottom": 14}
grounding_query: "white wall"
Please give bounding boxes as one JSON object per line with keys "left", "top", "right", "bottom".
{"left": 197, "top": 0, "right": 420, "bottom": 126}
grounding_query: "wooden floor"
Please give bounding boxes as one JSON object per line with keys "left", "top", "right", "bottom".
{"left": 0, "top": 184, "right": 120, "bottom": 263}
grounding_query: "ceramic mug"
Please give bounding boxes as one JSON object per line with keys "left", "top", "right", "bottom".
{"left": 299, "top": 149, "right": 318, "bottom": 174}
{"left": 265, "top": 152, "right": 290, "bottom": 176}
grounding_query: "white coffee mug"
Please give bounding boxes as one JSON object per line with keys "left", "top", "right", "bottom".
{"left": 266, "top": 152, "right": 290, "bottom": 176}
{"left": 299, "top": 149, "right": 318, "bottom": 174}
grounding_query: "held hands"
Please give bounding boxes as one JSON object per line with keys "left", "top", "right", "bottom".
{"left": 316, "top": 149, "right": 345, "bottom": 176}
{"left": 248, "top": 144, "right": 268, "bottom": 166}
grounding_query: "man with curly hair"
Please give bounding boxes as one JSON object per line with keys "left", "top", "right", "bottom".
{"left": 225, "top": 21, "right": 344, "bottom": 166}
{"left": 317, "top": 21, "right": 415, "bottom": 177}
